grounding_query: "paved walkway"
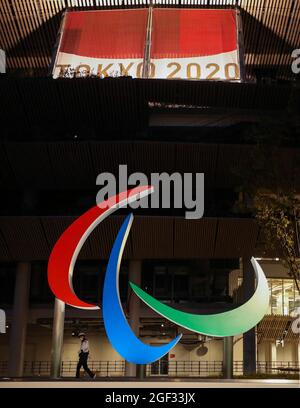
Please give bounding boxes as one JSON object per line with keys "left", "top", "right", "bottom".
{"left": 0, "top": 379, "right": 299, "bottom": 388}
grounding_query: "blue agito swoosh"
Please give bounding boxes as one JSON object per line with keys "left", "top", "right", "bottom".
{"left": 102, "top": 213, "right": 182, "bottom": 364}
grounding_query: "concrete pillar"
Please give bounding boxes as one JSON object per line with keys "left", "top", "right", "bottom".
{"left": 242, "top": 258, "right": 256, "bottom": 375}
{"left": 50, "top": 298, "right": 65, "bottom": 378}
{"left": 297, "top": 342, "right": 300, "bottom": 373}
{"left": 8, "top": 262, "right": 31, "bottom": 377}
{"left": 223, "top": 336, "right": 234, "bottom": 379}
{"left": 125, "top": 260, "right": 142, "bottom": 378}
{"left": 136, "top": 364, "right": 147, "bottom": 379}
{"left": 290, "top": 342, "right": 298, "bottom": 371}
{"left": 266, "top": 342, "right": 277, "bottom": 373}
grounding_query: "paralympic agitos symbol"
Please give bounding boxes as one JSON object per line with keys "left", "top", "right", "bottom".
{"left": 47, "top": 185, "right": 270, "bottom": 364}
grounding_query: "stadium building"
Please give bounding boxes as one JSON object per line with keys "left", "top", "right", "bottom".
{"left": 0, "top": 0, "right": 299, "bottom": 380}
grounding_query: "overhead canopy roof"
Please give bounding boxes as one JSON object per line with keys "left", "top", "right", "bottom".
{"left": 0, "top": 139, "right": 297, "bottom": 261}
{"left": 0, "top": 78, "right": 294, "bottom": 134}
{"left": 0, "top": 214, "right": 261, "bottom": 261}
{"left": 0, "top": 141, "right": 299, "bottom": 191}
{"left": 0, "top": 0, "right": 299, "bottom": 81}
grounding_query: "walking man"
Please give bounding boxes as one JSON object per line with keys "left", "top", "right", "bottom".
{"left": 76, "top": 332, "right": 96, "bottom": 379}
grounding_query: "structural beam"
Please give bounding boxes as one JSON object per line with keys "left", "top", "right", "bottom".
{"left": 8, "top": 262, "right": 31, "bottom": 377}
{"left": 243, "top": 258, "right": 256, "bottom": 375}
{"left": 50, "top": 298, "right": 65, "bottom": 378}
{"left": 223, "top": 336, "right": 234, "bottom": 379}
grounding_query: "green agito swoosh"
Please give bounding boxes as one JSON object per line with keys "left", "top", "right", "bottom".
{"left": 130, "top": 257, "right": 269, "bottom": 337}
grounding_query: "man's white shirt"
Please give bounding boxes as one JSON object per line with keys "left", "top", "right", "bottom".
{"left": 79, "top": 339, "right": 89, "bottom": 353}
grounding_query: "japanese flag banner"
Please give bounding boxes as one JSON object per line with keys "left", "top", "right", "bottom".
{"left": 52, "top": 8, "right": 242, "bottom": 82}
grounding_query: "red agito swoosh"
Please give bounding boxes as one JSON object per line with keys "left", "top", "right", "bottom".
{"left": 47, "top": 185, "right": 153, "bottom": 309}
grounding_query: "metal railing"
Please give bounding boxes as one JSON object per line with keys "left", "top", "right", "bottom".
{"left": 256, "top": 361, "right": 300, "bottom": 375}
{"left": 0, "top": 360, "right": 299, "bottom": 378}
{"left": 233, "top": 361, "right": 300, "bottom": 375}
{"left": 0, "top": 361, "right": 8, "bottom": 377}
{"left": 24, "top": 361, "right": 51, "bottom": 377}
{"left": 62, "top": 360, "right": 125, "bottom": 377}
{"left": 147, "top": 360, "right": 223, "bottom": 377}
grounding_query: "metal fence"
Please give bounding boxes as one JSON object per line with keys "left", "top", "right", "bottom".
{"left": 0, "top": 360, "right": 299, "bottom": 378}
{"left": 233, "top": 361, "right": 300, "bottom": 375}
{"left": 254, "top": 361, "right": 300, "bottom": 375}
{"left": 62, "top": 361, "right": 125, "bottom": 377}
{"left": 147, "top": 360, "right": 223, "bottom": 377}
{"left": 0, "top": 361, "right": 7, "bottom": 377}
{"left": 22, "top": 360, "right": 125, "bottom": 377}
{"left": 23, "top": 361, "right": 51, "bottom": 377}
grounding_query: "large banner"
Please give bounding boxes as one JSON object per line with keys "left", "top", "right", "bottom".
{"left": 52, "top": 8, "right": 242, "bottom": 81}
{"left": 151, "top": 9, "right": 240, "bottom": 81}
{"left": 53, "top": 9, "right": 148, "bottom": 79}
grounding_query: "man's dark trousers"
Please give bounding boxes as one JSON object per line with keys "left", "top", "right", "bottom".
{"left": 76, "top": 352, "right": 94, "bottom": 378}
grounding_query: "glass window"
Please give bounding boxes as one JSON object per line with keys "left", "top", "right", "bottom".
{"left": 142, "top": 259, "right": 233, "bottom": 304}
{"left": 73, "top": 261, "right": 128, "bottom": 304}
{"left": 150, "top": 353, "right": 168, "bottom": 376}
{"left": 28, "top": 260, "right": 129, "bottom": 304}
{"left": 267, "top": 278, "right": 298, "bottom": 316}
{"left": 190, "top": 262, "right": 210, "bottom": 300}
{"left": 237, "top": 277, "right": 298, "bottom": 316}
{"left": 282, "top": 280, "right": 295, "bottom": 316}
{"left": 171, "top": 265, "right": 189, "bottom": 302}
{"left": 153, "top": 266, "right": 172, "bottom": 300}
{"left": 270, "top": 278, "right": 284, "bottom": 315}
{"left": 211, "top": 271, "right": 228, "bottom": 297}
{"left": 30, "top": 262, "right": 53, "bottom": 303}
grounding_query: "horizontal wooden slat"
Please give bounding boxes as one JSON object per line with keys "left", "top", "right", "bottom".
{"left": 258, "top": 315, "right": 299, "bottom": 343}
{"left": 0, "top": 140, "right": 299, "bottom": 191}
{"left": 0, "top": 215, "right": 262, "bottom": 261}
{"left": 0, "top": 78, "right": 293, "bottom": 134}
